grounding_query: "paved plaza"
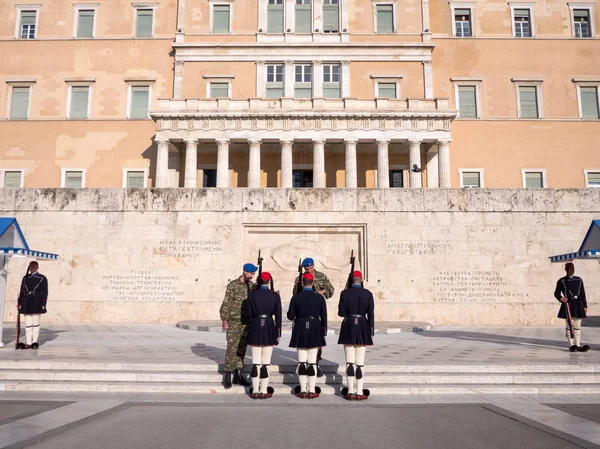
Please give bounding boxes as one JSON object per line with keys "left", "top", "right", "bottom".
{"left": 0, "top": 324, "right": 600, "bottom": 448}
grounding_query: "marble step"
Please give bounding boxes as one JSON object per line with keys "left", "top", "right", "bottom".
{"left": 2, "top": 380, "right": 600, "bottom": 395}
{"left": 1, "top": 370, "right": 599, "bottom": 385}
{"left": 1, "top": 360, "right": 598, "bottom": 374}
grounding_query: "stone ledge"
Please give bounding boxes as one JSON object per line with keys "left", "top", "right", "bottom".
{"left": 1, "top": 188, "right": 599, "bottom": 213}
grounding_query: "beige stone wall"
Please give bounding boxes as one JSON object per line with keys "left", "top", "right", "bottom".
{"left": 1, "top": 188, "right": 598, "bottom": 325}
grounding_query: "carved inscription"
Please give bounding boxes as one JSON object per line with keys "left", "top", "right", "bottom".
{"left": 386, "top": 241, "right": 450, "bottom": 255}
{"left": 101, "top": 270, "right": 184, "bottom": 301}
{"left": 154, "top": 239, "right": 224, "bottom": 258}
{"left": 432, "top": 270, "right": 528, "bottom": 303}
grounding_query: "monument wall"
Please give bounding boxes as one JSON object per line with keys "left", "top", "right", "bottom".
{"left": 1, "top": 188, "right": 599, "bottom": 325}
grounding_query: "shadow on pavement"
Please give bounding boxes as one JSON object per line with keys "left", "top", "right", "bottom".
{"left": 2, "top": 327, "right": 66, "bottom": 348}
{"left": 418, "top": 331, "right": 566, "bottom": 349}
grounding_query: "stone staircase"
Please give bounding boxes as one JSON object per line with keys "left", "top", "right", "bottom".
{"left": 1, "top": 360, "right": 599, "bottom": 395}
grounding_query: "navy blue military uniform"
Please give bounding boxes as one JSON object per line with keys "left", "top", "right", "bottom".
{"left": 287, "top": 288, "right": 327, "bottom": 348}
{"left": 338, "top": 285, "right": 374, "bottom": 346}
{"left": 244, "top": 287, "right": 282, "bottom": 346}
{"left": 554, "top": 275, "right": 587, "bottom": 319}
{"left": 18, "top": 272, "right": 48, "bottom": 315}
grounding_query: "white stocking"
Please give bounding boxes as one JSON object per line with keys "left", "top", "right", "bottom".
{"left": 355, "top": 346, "right": 366, "bottom": 394}
{"left": 297, "top": 349, "right": 308, "bottom": 393}
{"left": 259, "top": 346, "right": 274, "bottom": 394}
{"left": 251, "top": 346, "right": 262, "bottom": 392}
{"left": 344, "top": 346, "right": 356, "bottom": 394}
{"left": 32, "top": 314, "right": 40, "bottom": 343}
{"left": 25, "top": 315, "right": 33, "bottom": 345}
{"left": 307, "top": 347, "right": 319, "bottom": 393}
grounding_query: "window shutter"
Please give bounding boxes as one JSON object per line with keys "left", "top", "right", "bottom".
{"left": 294, "top": 84, "right": 312, "bottom": 98}
{"left": 573, "top": 9, "right": 589, "bottom": 18}
{"left": 127, "top": 171, "right": 145, "bottom": 188}
{"left": 70, "top": 86, "right": 90, "bottom": 119}
{"left": 210, "top": 83, "right": 229, "bottom": 98}
{"left": 130, "top": 86, "right": 150, "bottom": 118}
{"left": 587, "top": 172, "right": 600, "bottom": 187}
{"left": 377, "top": 83, "right": 397, "bottom": 98}
{"left": 65, "top": 171, "right": 83, "bottom": 188}
{"left": 136, "top": 9, "right": 153, "bottom": 37}
{"left": 462, "top": 172, "right": 480, "bottom": 187}
{"left": 21, "top": 11, "right": 36, "bottom": 26}
{"left": 266, "top": 84, "right": 284, "bottom": 98}
{"left": 10, "top": 87, "right": 30, "bottom": 120}
{"left": 525, "top": 172, "right": 543, "bottom": 188}
{"left": 323, "top": 4, "right": 339, "bottom": 32}
{"left": 295, "top": 4, "right": 312, "bottom": 33}
{"left": 377, "top": 5, "right": 394, "bottom": 33}
{"left": 323, "top": 83, "right": 340, "bottom": 98}
{"left": 519, "top": 86, "right": 538, "bottom": 119}
{"left": 455, "top": 8, "right": 470, "bottom": 17}
{"left": 580, "top": 87, "right": 599, "bottom": 119}
{"left": 4, "top": 172, "right": 22, "bottom": 188}
{"left": 213, "top": 5, "right": 230, "bottom": 33}
{"left": 458, "top": 86, "right": 477, "bottom": 118}
{"left": 77, "top": 10, "right": 95, "bottom": 38}
{"left": 514, "top": 9, "right": 529, "bottom": 18}
{"left": 268, "top": 4, "right": 284, "bottom": 33}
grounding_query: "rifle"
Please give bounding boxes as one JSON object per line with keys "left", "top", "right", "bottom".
{"left": 562, "top": 279, "right": 575, "bottom": 340}
{"left": 254, "top": 250, "right": 264, "bottom": 289}
{"left": 345, "top": 250, "right": 362, "bottom": 289}
{"left": 16, "top": 263, "right": 31, "bottom": 349}
{"left": 293, "top": 258, "right": 303, "bottom": 295}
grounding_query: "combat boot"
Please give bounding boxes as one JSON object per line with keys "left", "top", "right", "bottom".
{"left": 222, "top": 371, "right": 233, "bottom": 389}
{"left": 233, "top": 369, "right": 251, "bottom": 386}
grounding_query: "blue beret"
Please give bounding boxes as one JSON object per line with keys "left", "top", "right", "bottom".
{"left": 243, "top": 263, "right": 258, "bottom": 273}
{"left": 302, "top": 258, "right": 314, "bottom": 267}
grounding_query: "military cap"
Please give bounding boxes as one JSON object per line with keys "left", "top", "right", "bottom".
{"left": 303, "top": 272, "right": 314, "bottom": 281}
{"left": 260, "top": 272, "right": 271, "bottom": 281}
{"left": 302, "top": 258, "right": 314, "bottom": 267}
{"left": 243, "top": 263, "right": 258, "bottom": 273}
{"left": 353, "top": 270, "right": 363, "bottom": 278}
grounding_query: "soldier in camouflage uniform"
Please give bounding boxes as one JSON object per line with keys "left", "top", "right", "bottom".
{"left": 219, "top": 262, "right": 258, "bottom": 389}
{"left": 293, "top": 257, "right": 335, "bottom": 377}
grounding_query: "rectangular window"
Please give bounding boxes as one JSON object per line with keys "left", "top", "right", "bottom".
{"left": 454, "top": 8, "right": 472, "bottom": 37}
{"left": 64, "top": 170, "right": 84, "bottom": 188}
{"left": 19, "top": 11, "right": 37, "bottom": 39}
{"left": 518, "top": 86, "right": 538, "bottom": 119}
{"left": 268, "top": 0, "right": 284, "bottom": 33}
{"left": 323, "top": 0, "right": 339, "bottom": 33}
{"left": 461, "top": 171, "right": 481, "bottom": 188}
{"left": 3, "top": 171, "right": 23, "bottom": 188}
{"left": 513, "top": 9, "right": 531, "bottom": 37}
{"left": 573, "top": 9, "right": 591, "bottom": 38}
{"left": 586, "top": 172, "right": 600, "bottom": 188}
{"left": 135, "top": 9, "right": 153, "bottom": 38}
{"left": 293, "top": 169, "right": 313, "bottom": 187}
{"left": 376, "top": 4, "right": 394, "bottom": 34}
{"left": 126, "top": 171, "right": 146, "bottom": 188}
{"left": 525, "top": 171, "right": 544, "bottom": 188}
{"left": 294, "top": 64, "right": 312, "bottom": 98}
{"left": 458, "top": 85, "right": 477, "bottom": 118}
{"left": 10, "top": 86, "right": 30, "bottom": 120}
{"left": 209, "top": 82, "right": 229, "bottom": 98}
{"left": 377, "top": 82, "right": 397, "bottom": 98}
{"left": 76, "top": 9, "right": 95, "bottom": 38}
{"left": 212, "top": 5, "right": 230, "bottom": 33}
{"left": 129, "top": 86, "right": 150, "bottom": 119}
{"left": 295, "top": 0, "right": 312, "bottom": 33}
{"left": 323, "top": 64, "right": 340, "bottom": 98}
{"left": 389, "top": 170, "right": 403, "bottom": 188}
{"left": 266, "top": 64, "right": 284, "bottom": 98}
{"left": 203, "top": 169, "right": 217, "bottom": 188}
{"left": 69, "top": 86, "right": 91, "bottom": 119}
{"left": 580, "top": 86, "right": 599, "bottom": 119}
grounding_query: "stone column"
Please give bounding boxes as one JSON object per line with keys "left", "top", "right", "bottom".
{"left": 248, "top": 139, "right": 262, "bottom": 188}
{"left": 438, "top": 140, "right": 451, "bottom": 188}
{"left": 173, "top": 61, "right": 184, "bottom": 99}
{"left": 155, "top": 138, "right": 170, "bottom": 187}
{"left": 216, "top": 139, "right": 230, "bottom": 188}
{"left": 376, "top": 139, "right": 390, "bottom": 188}
{"left": 313, "top": 139, "right": 325, "bottom": 188}
{"left": 423, "top": 61, "right": 433, "bottom": 99}
{"left": 344, "top": 139, "right": 358, "bottom": 188}
{"left": 184, "top": 139, "right": 198, "bottom": 188}
{"left": 409, "top": 139, "right": 422, "bottom": 188}
{"left": 280, "top": 139, "right": 293, "bottom": 188}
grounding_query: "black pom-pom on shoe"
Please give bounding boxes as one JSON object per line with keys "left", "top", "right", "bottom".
{"left": 569, "top": 345, "right": 578, "bottom": 352}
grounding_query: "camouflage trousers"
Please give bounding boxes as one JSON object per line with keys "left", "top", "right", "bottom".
{"left": 224, "top": 321, "right": 248, "bottom": 371}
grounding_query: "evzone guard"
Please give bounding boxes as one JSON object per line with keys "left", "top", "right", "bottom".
{"left": 288, "top": 272, "right": 328, "bottom": 399}
{"left": 242, "top": 271, "right": 282, "bottom": 399}
{"left": 16, "top": 261, "right": 49, "bottom": 350}
{"left": 338, "top": 270, "right": 374, "bottom": 401}
{"left": 554, "top": 262, "right": 590, "bottom": 353}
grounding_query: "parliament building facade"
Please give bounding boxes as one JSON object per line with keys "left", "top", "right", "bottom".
{"left": 1, "top": 0, "right": 599, "bottom": 190}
